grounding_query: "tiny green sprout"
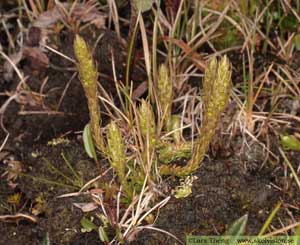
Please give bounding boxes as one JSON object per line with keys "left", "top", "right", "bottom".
{"left": 171, "top": 115, "right": 181, "bottom": 144}
{"left": 280, "top": 135, "right": 300, "bottom": 151}
{"left": 32, "top": 195, "right": 47, "bottom": 216}
{"left": 294, "top": 34, "right": 300, "bottom": 51}
{"left": 172, "top": 176, "right": 197, "bottom": 199}
{"left": 98, "top": 226, "right": 109, "bottom": 242}
{"left": 96, "top": 213, "right": 109, "bottom": 228}
{"left": 132, "top": 0, "right": 153, "bottom": 13}
{"left": 80, "top": 216, "right": 97, "bottom": 233}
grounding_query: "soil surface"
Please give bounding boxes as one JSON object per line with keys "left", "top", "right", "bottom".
{"left": 1, "top": 141, "right": 300, "bottom": 244}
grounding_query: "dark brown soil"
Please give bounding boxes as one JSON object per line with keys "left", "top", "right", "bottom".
{"left": 0, "top": 24, "right": 128, "bottom": 244}
{"left": 131, "top": 156, "right": 300, "bottom": 244}
{"left": 1, "top": 140, "right": 300, "bottom": 244}
{"left": 0, "top": 141, "right": 101, "bottom": 245}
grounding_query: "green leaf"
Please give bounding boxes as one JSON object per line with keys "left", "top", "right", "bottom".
{"left": 226, "top": 214, "right": 248, "bottom": 244}
{"left": 80, "top": 217, "right": 97, "bottom": 232}
{"left": 294, "top": 34, "right": 300, "bottom": 51}
{"left": 281, "top": 14, "right": 298, "bottom": 32}
{"left": 133, "top": 0, "right": 153, "bottom": 13}
{"left": 83, "top": 123, "right": 97, "bottom": 160}
{"left": 98, "top": 226, "right": 109, "bottom": 242}
{"left": 41, "top": 232, "right": 50, "bottom": 245}
{"left": 258, "top": 202, "right": 281, "bottom": 236}
{"left": 294, "top": 225, "right": 300, "bottom": 245}
{"left": 97, "top": 213, "right": 109, "bottom": 228}
{"left": 280, "top": 135, "right": 300, "bottom": 151}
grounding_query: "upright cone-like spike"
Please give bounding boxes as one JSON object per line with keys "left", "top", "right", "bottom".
{"left": 107, "top": 121, "right": 126, "bottom": 174}
{"left": 160, "top": 56, "right": 232, "bottom": 176}
{"left": 107, "top": 121, "right": 132, "bottom": 196}
{"left": 138, "top": 99, "right": 157, "bottom": 171}
{"left": 74, "top": 35, "right": 104, "bottom": 154}
{"left": 202, "top": 57, "right": 218, "bottom": 112}
{"left": 138, "top": 99, "right": 157, "bottom": 146}
{"left": 157, "top": 64, "right": 172, "bottom": 130}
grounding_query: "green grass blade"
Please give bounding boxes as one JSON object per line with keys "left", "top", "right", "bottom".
{"left": 258, "top": 202, "right": 281, "bottom": 236}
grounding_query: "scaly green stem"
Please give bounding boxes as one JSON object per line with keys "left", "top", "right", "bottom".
{"left": 138, "top": 100, "right": 157, "bottom": 172}
{"left": 74, "top": 35, "right": 105, "bottom": 155}
{"left": 157, "top": 64, "right": 173, "bottom": 131}
{"left": 107, "top": 121, "right": 132, "bottom": 197}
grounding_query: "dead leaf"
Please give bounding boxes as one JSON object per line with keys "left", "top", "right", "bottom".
{"left": 33, "top": 2, "right": 106, "bottom": 29}
{"left": 89, "top": 188, "right": 104, "bottom": 195}
{"left": 132, "top": 80, "right": 148, "bottom": 101}
{"left": 3, "top": 46, "right": 49, "bottom": 82}
{"left": 2, "top": 158, "right": 23, "bottom": 182}
{"left": 126, "top": 228, "right": 141, "bottom": 242}
{"left": 160, "top": 36, "right": 207, "bottom": 72}
{"left": 33, "top": 4, "right": 63, "bottom": 28}
{"left": 73, "top": 202, "right": 98, "bottom": 212}
{"left": 15, "top": 91, "right": 44, "bottom": 108}
{"left": 23, "top": 47, "right": 49, "bottom": 70}
{"left": 71, "top": 3, "right": 106, "bottom": 28}
{"left": 27, "top": 26, "right": 42, "bottom": 47}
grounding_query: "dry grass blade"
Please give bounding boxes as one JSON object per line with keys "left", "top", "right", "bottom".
{"left": 135, "top": 225, "right": 184, "bottom": 244}
{"left": 263, "top": 222, "right": 300, "bottom": 237}
{"left": 278, "top": 147, "right": 300, "bottom": 191}
{"left": 0, "top": 213, "right": 37, "bottom": 223}
{"left": 180, "top": 2, "right": 231, "bottom": 62}
{"left": 108, "top": 0, "right": 120, "bottom": 39}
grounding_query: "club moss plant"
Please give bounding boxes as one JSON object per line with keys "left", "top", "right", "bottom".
{"left": 73, "top": 35, "right": 105, "bottom": 155}
{"left": 159, "top": 56, "right": 232, "bottom": 176}
{"left": 74, "top": 35, "right": 231, "bottom": 242}
{"left": 74, "top": 35, "right": 232, "bottom": 189}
